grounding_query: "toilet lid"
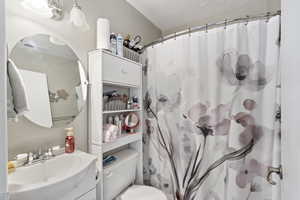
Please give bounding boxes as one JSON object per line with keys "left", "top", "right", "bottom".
{"left": 119, "top": 185, "right": 167, "bottom": 200}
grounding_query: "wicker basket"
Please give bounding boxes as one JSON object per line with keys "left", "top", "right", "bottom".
{"left": 123, "top": 47, "right": 141, "bottom": 63}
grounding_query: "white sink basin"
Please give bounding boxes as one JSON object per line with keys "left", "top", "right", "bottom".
{"left": 8, "top": 151, "right": 97, "bottom": 200}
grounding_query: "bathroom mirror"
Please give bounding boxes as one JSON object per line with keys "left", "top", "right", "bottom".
{"left": 124, "top": 113, "right": 139, "bottom": 130}
{"left": 9, "top": 34, "right": 88, "bottom": 128}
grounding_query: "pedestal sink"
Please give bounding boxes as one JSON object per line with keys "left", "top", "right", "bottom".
{"left": 8, "top": 151, "right": 98, "bottom": 200}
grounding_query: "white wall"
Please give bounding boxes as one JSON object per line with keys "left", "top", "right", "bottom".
{"left": 6, "top": 0, "right": 161, "bottom": 159}
{"left": 0, "top": 0, "right": 8, "bottom": 198}
{"left": 281, "top": 0, "right": 300, "bottom": 199}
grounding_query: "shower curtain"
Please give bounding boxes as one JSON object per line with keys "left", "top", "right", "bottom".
{"left": 143, "top": 16, "right": 281, "bottom": 200}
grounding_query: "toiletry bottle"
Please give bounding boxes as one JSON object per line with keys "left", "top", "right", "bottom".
{"left": 108, "top": 116, "right": 113, "bottom": 124}
{"left": 117, "top": 33, "right": 124, "bottom": 57}
{"left": 129, "top": 35, "right": 142, "bottom": 50}
{"left": 65, "top": 127, "right": 75, "bottom": 153}
{"left": 120, "top": 114, "right": 125, "bottom": 132}
{"left": 123, "top": 34, "right": 131, "bottom": 48}
{"left": 132, "top": 96, "right": 139, "bottom": 109}
{"left": 114, "top": 115, "right": 122, "bottom": 136}
{"left": 127, "top": 99, "right": 133, "bottom": 109}
{"left": 110, "top": 33, "right": 117, "bottom": 55}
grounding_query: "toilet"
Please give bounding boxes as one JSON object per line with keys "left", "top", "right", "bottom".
{"left": 100, "top": 149, "right": 167, "bottom": 200}
{"left": 116, "top": 185, "right": 167, "bottom": 200}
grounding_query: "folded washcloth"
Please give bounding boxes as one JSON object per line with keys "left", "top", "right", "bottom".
{"left": 7, "top": 59, "right": 29, "bottom": 118}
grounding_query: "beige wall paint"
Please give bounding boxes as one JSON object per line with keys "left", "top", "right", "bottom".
{"left": 6, "top": 0, "right": 161, "bottom": 160}
{"left": 0, "top": 0, "right": 8, "bottom": 197}
{"left": 281, "top": 0, "right": 300, "bottom": 198}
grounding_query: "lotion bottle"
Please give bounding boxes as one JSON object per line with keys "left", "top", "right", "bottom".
{"left": 65, "top": 127, "right": 75, "bottom": 153}
{"left": 110, "top": 33, "right": 117, "bottom": 54}
{"left": 116, "top": 33, "right": 124, "bottom": 57}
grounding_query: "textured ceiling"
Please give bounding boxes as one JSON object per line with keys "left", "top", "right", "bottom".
{"left": 126, "top": 0, "right": 280, "bottom": 35}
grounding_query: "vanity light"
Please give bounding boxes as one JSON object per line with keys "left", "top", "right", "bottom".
{"left": 70, "top": 0, "right": 90, "bottom": 31}
{"left": 20, "top": 0, "right": 89, "bottom": 31}
{"left": 20, "top": 0, "right": 63, "bottom": 20}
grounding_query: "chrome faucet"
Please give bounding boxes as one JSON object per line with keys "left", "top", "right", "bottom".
{"left": 26, "top": 147, "right": 54, "bottom": 166}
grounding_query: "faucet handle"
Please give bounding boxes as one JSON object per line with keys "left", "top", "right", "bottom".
{"left": 38, "top": 147, "right": 43, "bottom": 156}
{"left": 28, "top": 152, "right": 34, "bottom": 164}
{"left": 47, "top": 148, "right": 53, "bottom": 157}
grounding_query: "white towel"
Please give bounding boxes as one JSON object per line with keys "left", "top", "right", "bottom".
{"left": 7, "top": 59, "right": 29, "bottom": 118}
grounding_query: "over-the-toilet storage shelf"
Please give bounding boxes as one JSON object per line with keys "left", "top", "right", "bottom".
{"left": 88, "top": 50, "right": 143, "bottom": 200}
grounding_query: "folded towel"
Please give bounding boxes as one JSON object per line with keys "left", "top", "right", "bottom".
{"left": 7, "top": 59, "right": 29, "bottom": 118}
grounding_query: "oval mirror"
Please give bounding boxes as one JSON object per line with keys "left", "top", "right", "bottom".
{"left": 9, "top": 34, "right": 88, "bottom": 128}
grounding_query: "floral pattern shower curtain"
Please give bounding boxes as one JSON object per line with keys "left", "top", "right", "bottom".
{"left": 143, "top": 16, "right": 281, "bottom": 200}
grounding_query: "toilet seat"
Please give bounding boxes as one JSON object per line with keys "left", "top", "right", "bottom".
{"left": 118, "top": 185, "right": 167, "bottom": 200}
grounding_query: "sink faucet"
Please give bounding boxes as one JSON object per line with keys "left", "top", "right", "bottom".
{"left": 26, "top": 147, "right": 54, "bottom": 166}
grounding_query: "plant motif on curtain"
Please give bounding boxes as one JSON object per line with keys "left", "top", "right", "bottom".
{"left": 217, "top": 51, "right": 271, "bottom": 92}
{"left": 144, "top": 49, "right": 279, "bottom": 200}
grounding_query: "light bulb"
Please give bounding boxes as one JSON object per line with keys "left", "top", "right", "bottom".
{"left": 70, "top": 5, "right": 90, "bottom": 31}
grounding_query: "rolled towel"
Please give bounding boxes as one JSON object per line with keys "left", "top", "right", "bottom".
{"left": 8, "top": 161, "right": 16, "bottom": 169}
{"left": 7, "top": 59, "right": 29, "bottom": 117}
{"left": 8, "top": 161, "right": 16, "bottom": 174}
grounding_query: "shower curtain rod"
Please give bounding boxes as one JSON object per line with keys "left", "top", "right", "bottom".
{"left": 142, "top": 10, "right": 281, "bottom": 51}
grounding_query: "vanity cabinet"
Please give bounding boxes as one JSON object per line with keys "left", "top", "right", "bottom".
{"left": 88, "top": 50, "right": 143, "bottom": 200}
{"left": 77, "top": 189, "right": 96, "bottom": 200}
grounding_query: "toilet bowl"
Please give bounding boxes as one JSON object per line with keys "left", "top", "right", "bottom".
{"left": 101, "top": 149, "right": 167, "bottom": 200}
{"left": 117, "top": 185, "right": 167, "bottom": 200}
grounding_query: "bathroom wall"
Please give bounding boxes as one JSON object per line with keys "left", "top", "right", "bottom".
{"left": 281, "top": 0, "right": 300, "bottom": 199}
{"left": 0, "top": 0, "right": 8, "bottom": 198}
{"left": 6, "top": 0, "right": 161, "bottom": 159}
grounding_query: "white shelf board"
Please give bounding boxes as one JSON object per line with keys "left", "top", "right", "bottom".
{"left": 103, "top": 109, "right": 142, "bottom": 114}
{"left": 103, "top": 133, "right": 142, "bottom": 153}
{"left": 103, "top": 80, "right": 140, "bottom": 88}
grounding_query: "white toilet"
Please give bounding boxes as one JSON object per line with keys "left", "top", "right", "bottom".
{"left": 100, "top": 149, "right": 167, "bottom": 200}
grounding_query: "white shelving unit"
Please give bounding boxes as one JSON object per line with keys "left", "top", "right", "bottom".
{"left": 103, "top": 109, "right": 141, "bottom": 114}
{"left": 103, "top": 132, "right": 142, "bottom": 153}
{"left": 88, "top": 50, "right": 143, "bottom": 200}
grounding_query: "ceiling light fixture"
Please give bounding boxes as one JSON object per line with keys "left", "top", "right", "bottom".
{"left": 70, "top": 0, "right": 90, "bottom": 31}
{"left": 20, "top": 0, "right": 63, "bottom": 20}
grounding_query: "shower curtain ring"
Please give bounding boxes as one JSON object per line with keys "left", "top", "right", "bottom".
{"left": 245, "top": 15, "right": 250, "bottom": 26}
{"left": 174, "top": 32, "right": 177, "bottom": 40}
{"left": 224, "top": 19, "right": 228, "bottom": 29}
{"left": 266, "top": 12, "right": 271, "bottom": 23}
{"left": 205, "top": 24, "right": 208, "bottom": 33}
{"left": 161, "top": 37, "right": 164, "bottom": 44}
{"left": 188, "top": 27, "right": 191, "bottom": 37}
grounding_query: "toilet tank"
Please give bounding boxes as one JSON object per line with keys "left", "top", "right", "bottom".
{"left": 103, "top": 149, "right": 138, "bottom": 200}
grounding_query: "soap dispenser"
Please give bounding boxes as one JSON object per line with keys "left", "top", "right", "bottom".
{"left": 65, "top": 127, "right": 75, "bottom": 153}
